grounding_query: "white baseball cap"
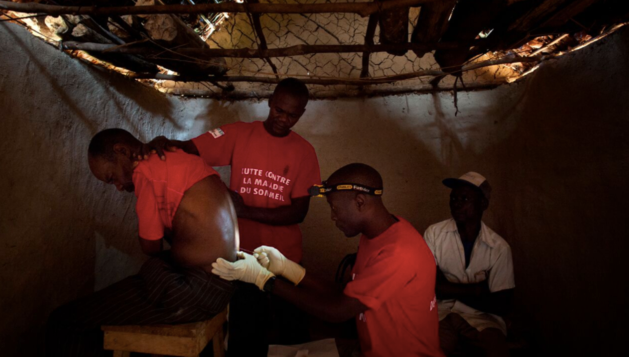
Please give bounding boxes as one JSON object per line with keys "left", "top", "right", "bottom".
{"left": 443, "top": 172, "right": 491, "bottom": 200}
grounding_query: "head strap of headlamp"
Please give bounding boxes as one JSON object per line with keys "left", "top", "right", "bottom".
{"left": 309, "top": 182, "right": 383, "bottom": 197}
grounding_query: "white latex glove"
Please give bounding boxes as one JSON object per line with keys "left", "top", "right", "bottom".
{"left": 253, "top": 245, "right": 306, "bottom": 285}
{"left": 212, "top": 251, "right": 274, "bottom": 290}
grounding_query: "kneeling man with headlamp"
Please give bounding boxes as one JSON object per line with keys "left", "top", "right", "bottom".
{"left": 212, "top": 163, "right": 445, "bottom": 357}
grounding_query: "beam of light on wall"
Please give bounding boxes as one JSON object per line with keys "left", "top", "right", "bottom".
{"left": 448, "top": 5, "right": 455, "bottom": 21}
{"left": 158, "top": 66, "right": 179, "bottom": 76}
{"left": 497, "top": 22, "right": 628, "bottom": 83}
{"left": 505, "top": 64, "right": 540, "bottom": 83}
{"left": 570, "top": 23, "right": 627, "bottom": 53}
{"left": 74, "top": 50, "right": 135, "bottom": 76}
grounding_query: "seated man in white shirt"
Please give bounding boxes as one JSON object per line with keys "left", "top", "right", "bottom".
{"left": 424, "top": 172, "right": 515, "bottom": 357}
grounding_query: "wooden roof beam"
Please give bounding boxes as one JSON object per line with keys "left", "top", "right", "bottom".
{"left": 244, "top": 0, "right": 278, "bottom": 77}
{"left": 360, "top": 13, "right": 379, "bottom": 78}
{"left": 539, "top": 0, "right": 601, "bottom": 29}
{"left": 0, "top": 0, "right": 433, "bottom": 18}
{"left": 509, "top": 0, "right": 582, "bottom": 33}
{"left": 61, "top": 40, "right": 487, "bottom": 58}
{"left": 127, "top": 53, "right": 556, "bottom": 85}
{"left": 496, "top": 0, "right": 600, "bottom": 51}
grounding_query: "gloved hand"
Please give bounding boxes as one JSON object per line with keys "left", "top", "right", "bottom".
{"left": 212, "top": 251, "right": 274, "bottom": 291}
{"left": 253, "top": 245, "right": 306, "bottom": 285}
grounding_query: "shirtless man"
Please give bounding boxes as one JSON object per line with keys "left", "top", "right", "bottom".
{"left": 137, "top": 78, "right": 319, "bottom": 355}
{"left": 45, "top": 128, "right": 237, "bottom": 357}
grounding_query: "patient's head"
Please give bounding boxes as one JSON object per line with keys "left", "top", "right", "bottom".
{"left": 88, "top": 128, "right": 141, "bottom": 193}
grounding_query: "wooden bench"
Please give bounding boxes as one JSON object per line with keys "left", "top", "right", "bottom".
{"left": 102, "top": 309, "right": 227, "bottom": 357}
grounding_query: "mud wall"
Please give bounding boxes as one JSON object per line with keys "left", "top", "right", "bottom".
{"left": 1, "top": 21, "right": 627, "bottom": 356}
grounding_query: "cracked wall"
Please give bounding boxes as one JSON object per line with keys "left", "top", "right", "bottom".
{"left": 154, "top": 2, "right": 517, "bottom": 97}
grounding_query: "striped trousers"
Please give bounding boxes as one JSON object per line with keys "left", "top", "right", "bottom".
{"left": 45, "top": 254, "right": 235, "bottom": 357}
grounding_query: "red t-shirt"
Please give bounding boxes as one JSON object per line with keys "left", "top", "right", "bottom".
{"left": 192, "top": 121, "right": 320, "bottom": 262}
{"left": 344, "top": 217, "right": 444, "bottom": 357}
{"left": 133, "top": 150, "right": 218, "bottom": 241}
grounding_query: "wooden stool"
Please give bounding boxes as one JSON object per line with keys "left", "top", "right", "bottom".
{"left": 102, "top": 309, "right": 227, "bottom": 357}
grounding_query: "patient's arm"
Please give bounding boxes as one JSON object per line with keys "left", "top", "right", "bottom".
{"left": 139, "top": 237, "right": 163, "bottom": 257}
{"left": 161, "top": 228, "right": 174, "bottom": 246}
{"left": 436, "top": 268, "right": 514, "bottom": 316}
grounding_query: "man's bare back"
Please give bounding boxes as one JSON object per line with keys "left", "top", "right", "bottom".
{"left": 50, "top": 128, "right": 238, "bottom": 357}
{"left": 173, "top": 175, "right": 238, "bottom": 271}
{"left": 86, "top": 129, "right": 238, "bottom": 270}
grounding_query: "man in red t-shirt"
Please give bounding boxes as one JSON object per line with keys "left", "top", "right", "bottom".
{"left": 212, "top": 163, "right": 445, "bottom": 357}
{"left": 45, "top": 129, "right": 237, "bottom": 357}
{"left": 139, "top": 78, "right": 319, "bottom": 260}
{"left": 138, "top": 78, "right": 320, "bottom": 355}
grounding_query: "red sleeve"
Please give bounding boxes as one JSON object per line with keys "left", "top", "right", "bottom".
{"left": 178, "top": 150, "right": 220, "bottom": 184}
{"left": 344, "top": 247, "right": 416, "bottom": 310}
{"left": 192, "top": 122, "right": 242, "bottom": 167}
{"left": 134, "top": 173, "right": 164, "bottom": 241}
{"left": 291, "top": 144, "right": 321, "bottom": 198}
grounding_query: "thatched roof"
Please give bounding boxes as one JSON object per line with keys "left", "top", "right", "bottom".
{"left": 2, "top": 0, "right": 627, "bottom": 98}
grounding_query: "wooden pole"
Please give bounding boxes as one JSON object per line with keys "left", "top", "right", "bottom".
{"left": 245, "top": 0, "right": 278, "bottom": 77}
{"left": 166, "top": 82, "right": 505, "bottom": 99}
{"left": 128, "top": 53, "right": 557, "bottom": 84}
{"left": 61, "top": 41, "right": 484, "bottom": 57}
{"left": 360, "top": 13, "right": 379, "bottom": 78}
{"left": 0, "top": 0, "right": 434, "bottom": 18}
{"left": 133, "top": 72, "right": 444, "bottom": 85}
{"left": 69, "top": 24, "right": 159, "bottom": 73}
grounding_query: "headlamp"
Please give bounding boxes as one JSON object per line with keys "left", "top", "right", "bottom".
{"left": 309, "top": 182, "right": 383, "bottom": 197}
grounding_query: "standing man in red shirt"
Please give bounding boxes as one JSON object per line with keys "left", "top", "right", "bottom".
{"left": 139, "top": 78, "right": 320, "bottom": 356}
{"left": 212, "top": 163, "right": 445, "bottom": 357}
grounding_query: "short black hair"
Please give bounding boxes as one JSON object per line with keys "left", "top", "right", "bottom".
{"left": 274, "top": 78, "right": 309, "bottom": 103}
{"left": 327, "top": 163, "right": 383, "bottom": 190}
{"left": 88, "top": 128, "right": 140, "bottom": 161}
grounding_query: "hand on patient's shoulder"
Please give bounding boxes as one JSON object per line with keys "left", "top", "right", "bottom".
{"left": 134, "top": 136, "right": 179, "bottom": 162}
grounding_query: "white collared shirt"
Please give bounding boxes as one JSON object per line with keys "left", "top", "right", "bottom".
{"left": 424, "top": 219, "right": 515, "bottom": 334}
